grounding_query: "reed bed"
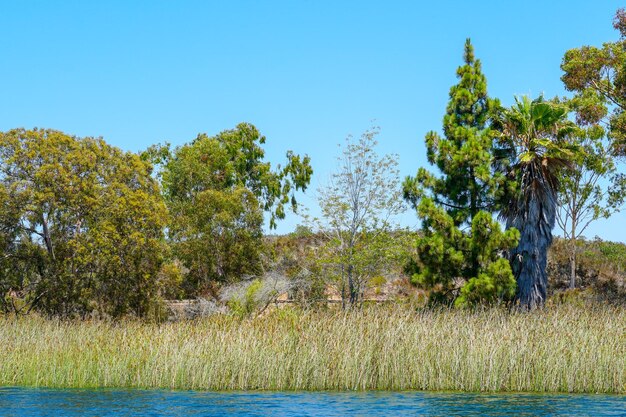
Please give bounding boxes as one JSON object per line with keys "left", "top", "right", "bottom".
{"left": 1, "top": 305, "right": 624, "bottom": 393}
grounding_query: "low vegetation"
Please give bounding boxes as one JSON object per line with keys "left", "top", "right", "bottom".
{"left": 1, "top": 304, "right": 623, "bottom": 393}
{"left": 548, "top": 237, "right": 626, "bottom": 302}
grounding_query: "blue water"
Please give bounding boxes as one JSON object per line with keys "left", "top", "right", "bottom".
{"left": 0, "top": 388, "right": 624, "bottom": 416}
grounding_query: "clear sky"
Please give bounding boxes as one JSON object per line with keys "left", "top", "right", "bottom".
{"left": 1, "top": 0, "right": 624, "bottom": 240}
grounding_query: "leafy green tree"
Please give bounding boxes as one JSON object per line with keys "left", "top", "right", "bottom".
{"left": 561, "top": 8, "right": 626, "bottom": 154}
{"left": 149, "top": 123, "right": 312, "bottom": 295}
{"left": 494, "top": 96, "right": 579, "bottom": 309}
{"left": 404, "top": 39, "right": 517, "bottom": 306}
{"left": 560, "top": 11, "right": 626, "bottom": 290}
{"left": 556, "top": 121, "right": 626, "bottom": 289}
{"left": 0, "top": 128, "right": 167, "bottom": 318}
{"left": 313, "top": 127, "right": 406, "bottom": 307}
{"left": 172, "top": 187, "right": 263, "bottom": 294}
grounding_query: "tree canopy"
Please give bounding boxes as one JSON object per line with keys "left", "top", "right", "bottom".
{"left": 146, "top": 123, "right": 313, "bottom": 295}
{"left": 0, "top": 128, "right": 167, "bottom": 318}
{"left": 147, "top": 123, "right": 313, "bottom": 229}
{"left": 561, "top": 8, "right": 626, "bottom": 154}
{"left": 556, "top": 117, "right": 626, "bottom": 289}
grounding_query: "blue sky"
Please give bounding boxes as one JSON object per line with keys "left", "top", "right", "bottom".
{"left": 1, "top": 0, "right": 624, "bottom": 240}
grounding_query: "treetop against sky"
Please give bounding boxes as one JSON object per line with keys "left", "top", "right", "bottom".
{"left": 1, "top": 0, "right": 624, "bottom": 240}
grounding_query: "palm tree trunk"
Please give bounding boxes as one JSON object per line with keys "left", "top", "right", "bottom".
{"left": 508, "top": 189, "right": 555, "bottom": 310}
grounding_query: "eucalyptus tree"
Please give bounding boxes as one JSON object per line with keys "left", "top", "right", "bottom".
{"left": 556, "top": 123, "right": 626, "bottom": 289}
{"left": 560, "top": 10, "right": 626, "bottom": 288}
{"left": 495, "top": 96, "right": 578, "bottom": 309}
{"left": 146, "top": 123, "right": 312, "bottom": 295}
{"left": 0, "top": 128, "right": 167, "bottom": 318}
{"left": 561, "top": 8, "right": 626, "bottom": 155}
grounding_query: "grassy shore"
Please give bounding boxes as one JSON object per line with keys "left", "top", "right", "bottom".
{"left": 1, "top": 305, "right": 624, "bottom": 393}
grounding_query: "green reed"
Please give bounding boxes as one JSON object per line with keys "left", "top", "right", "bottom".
{"left": 1, "top": 304, "right": 624, "bottom": 393}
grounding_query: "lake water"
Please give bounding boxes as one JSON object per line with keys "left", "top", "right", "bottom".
{"left": 0, "top": 388, "right": 624, "bottom": 416}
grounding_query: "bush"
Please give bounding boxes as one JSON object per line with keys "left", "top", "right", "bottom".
{"left": 548, "top": 237, "right": 626, "bottom": 303}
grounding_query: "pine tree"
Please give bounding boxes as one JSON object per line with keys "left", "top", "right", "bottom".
{"left": 403, "top": 39, "right": 518, "bottom": 305}
{"left": 404, "top": 39, "right": 503, "bottom": 225}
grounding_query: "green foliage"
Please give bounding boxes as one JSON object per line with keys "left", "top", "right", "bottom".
{"left": 150, "top": 123, "right": 312, "bottom": 296}
{"left": 173, "top": 186, "right": 264, "bottom": 293}
{"left": 404, "top": 39, "right": 504, "bottom": 223}
{"left": 561, "top": 8, "right": 626, "bottom": 155}
{"left": 455, "top": 259, "right": 517, "bottom": 308}
{"left": 227, "top": 279, "right": 263, "bottom": 317}
{"left": 149, "top": 122, "right": 312, "bottom": 229}
{"left": 408, "top": 200, "right": 518, "bottom": 305}
{"left": 292, "top": 224, "right": 314, "bottom": 238}
{"left": 312, "top": 127, "right": 406, "bottom": 306}
{"left": 408, "top": 199, "right": 465, "bottom": 290}
{"left": 404, "top": 40, "right": 516, "bottom": 306}
{"left": 0, "top": 128, "right": 167, "bottom": 318}
{"left": 369, "top": 275, "right": 387, "bottom": 288}
{"left": 556, "top": 107, "right": 626, "bottom": 288}
{"left": 157, "top": 261, "right": 186, "bottom": 300}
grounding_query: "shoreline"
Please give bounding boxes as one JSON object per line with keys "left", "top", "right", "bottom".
{"left": 2, "top": 386, "right": 625, "bottom": 396}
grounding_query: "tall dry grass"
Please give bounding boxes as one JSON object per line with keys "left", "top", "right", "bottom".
{"left": 1, "top": 305, "right": 624, "bottom": 393}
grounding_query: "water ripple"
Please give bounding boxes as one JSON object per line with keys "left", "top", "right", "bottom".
{"left": 0, "top": 388, "right": 624, "bottom": 417}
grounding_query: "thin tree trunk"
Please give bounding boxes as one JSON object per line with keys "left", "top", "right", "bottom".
{"left": 569, "top": 219, "right": 577, "bottom": 290}
{"left": 569, "top": 245, "right": 576, "bottom": 290}
{"left": 340, "top": 264, "right": 346, "bottom": 310}
{"left": 347, "top": 264, "right": 357, "bottom": 306}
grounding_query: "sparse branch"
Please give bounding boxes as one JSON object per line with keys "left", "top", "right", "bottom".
{"left": 314, "top": 127, "right": 405, "bottom": 307}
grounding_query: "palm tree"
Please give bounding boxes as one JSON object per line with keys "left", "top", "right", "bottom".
{"left": 495, "top": 96, "right": 578, "bottom": 309}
